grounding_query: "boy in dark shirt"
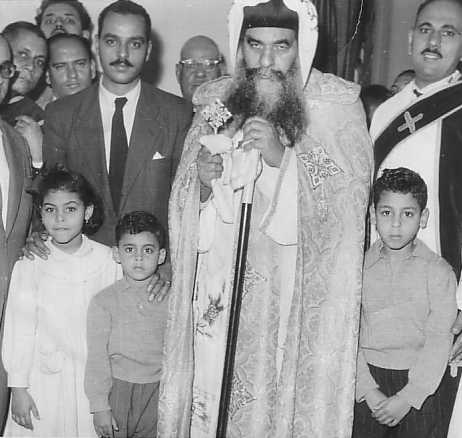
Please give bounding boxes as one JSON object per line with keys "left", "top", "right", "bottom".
{"left": 85, "top": 211, "right": 168, "bottom": 438}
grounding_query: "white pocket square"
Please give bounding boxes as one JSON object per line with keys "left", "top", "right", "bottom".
{"left": 152, "top": 152, "right": 165, "bottom": 160}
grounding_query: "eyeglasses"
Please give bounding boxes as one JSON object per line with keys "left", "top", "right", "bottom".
{"left": 0, "top": 61, "right": 16, "bottom": 80}
{"left": 178, "top": 58, "right": 222, "bottom": 72}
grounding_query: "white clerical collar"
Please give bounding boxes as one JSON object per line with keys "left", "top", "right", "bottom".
{"left": 412, "top": 70, "right": 461, "bottom": 97}
{"left": 98, "top": 78, "right": 141, "bottom": 107}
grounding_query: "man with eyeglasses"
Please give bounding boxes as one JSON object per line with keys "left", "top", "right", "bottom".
{"left": 1, "top": 22, "right": 47, "bottom": 167}
{"left": 176, "top": 35, "right": 224, "bottom": 103}
{"left": 370, "top": 1, "right": 462, "bottom": 435}
{"left": 0, "top": 35, "right": 33, "bottom": 435}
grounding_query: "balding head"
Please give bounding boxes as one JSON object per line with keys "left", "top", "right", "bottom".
{"left": 176, "top": 35, "right": 223, "bottom": 102}
{"left": 0, "top": 36, "right": 13, "bottom": 104}
{"left": 180, "top": 35, "right": 220, "bottom": 61}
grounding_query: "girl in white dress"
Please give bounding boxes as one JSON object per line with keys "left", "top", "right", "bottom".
{"left": 2, "top": 167, "right": 119, "bottom": 437}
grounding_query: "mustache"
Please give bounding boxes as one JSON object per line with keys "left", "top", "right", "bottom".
{"left": 110, "top": 59, "right": 134, "bottom": 67}
{"left": 245, "top": 67, "right": 286, "bottom": 82}
{"left": 51, "top": 27, "right": 66, "bottom": 36}
{"left": 421, "top": 48, "right": 442, "bottom": 58}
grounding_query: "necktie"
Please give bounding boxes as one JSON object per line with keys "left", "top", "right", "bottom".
{"left": 109, "top": 97, "right": 128, "bottom": 213}
{"left": 413, "top": 88, "right": 422, "bottom": 98}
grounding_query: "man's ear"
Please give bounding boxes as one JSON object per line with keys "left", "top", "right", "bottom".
{"left": 408, "top": 29, "right": 414, "bottom": 56}
{"left": 420, "top": 207, "right": 429, "bottom": 229}
{"left": 112, "top": 246, "right": 121, "bottom": 264}
{"left": 158, "top": 248, "right": 166, "bottom": 265}
{"left": 90, "top": 59, "right": 96, "bottom": 80}
{"left": 175, "top": 63, "right": 181, "bottom": 84}
{"left": 145, "top": 40, "right": 152, "bottom": 62}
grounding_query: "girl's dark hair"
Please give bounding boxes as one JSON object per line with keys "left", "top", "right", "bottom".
{"left": 31, "top": 165, "right": 103, "bottom": 235}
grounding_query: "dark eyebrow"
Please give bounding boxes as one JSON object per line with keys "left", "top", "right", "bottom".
{"left": 273, "top": 38, "right": 291, "bottom": 45}
{"left": 246, "top": 36, "right": 261, "bottom": 44}
{"left": 44, "top": 11, "right": 77, "bottom": 17}
{"left": 102, "top": 32, "right": 119, "bottom": 39}
{"left": 245, "top": 36, "right": 292, "bottom": 45}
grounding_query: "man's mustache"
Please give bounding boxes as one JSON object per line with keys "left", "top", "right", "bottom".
{"left": 421, "top": 48, "right": 442, "bottom": 58}
{"left": 110, "top": 59, "right": 134, "bottom": 67}
{"left": 245, "top": 68, "right": 286, "bottom": 82}
{"left": 51, "top": 26, "right": 66, "bottom": 36}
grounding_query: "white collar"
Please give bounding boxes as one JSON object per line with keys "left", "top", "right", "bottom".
{"left": 413, "top": 70, "right": 461, "bottom": 96}
{"left": 98, "top": 78, "right": 141, "bottom": 107}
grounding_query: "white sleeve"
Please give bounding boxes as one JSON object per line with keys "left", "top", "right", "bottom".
{"left": 259, "top": 148, "right": 298, "bottom": 245}
{"left": 2, "top": 260, "right": 38, "bottom": 388}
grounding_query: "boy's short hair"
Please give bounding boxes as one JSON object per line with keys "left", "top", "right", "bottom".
{"left": 115, "top": 211, "right": 166, "bottom": 248}
{"left": 373, "top": 167, "right": 428, "bottom": 211}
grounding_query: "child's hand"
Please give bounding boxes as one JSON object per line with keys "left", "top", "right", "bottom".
{"left": 10, "top": 387, "right": 40, "bottom": 430}
{"left": 364, "top": 388, "right": 387, "bottom": 411}
{"left": 93, "top": 410, "right": 118, "bottom": 438}
{"left": 372, "top": 394, "right": 411, "bottom": 427}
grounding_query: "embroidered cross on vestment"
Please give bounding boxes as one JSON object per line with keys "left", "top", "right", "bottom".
{"left": 397, "top": 111, "right": 424, "bottom": 134}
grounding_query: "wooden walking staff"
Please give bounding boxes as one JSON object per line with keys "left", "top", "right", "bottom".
{"left": 202, "top": 99, "right": 257, "bottom": 436}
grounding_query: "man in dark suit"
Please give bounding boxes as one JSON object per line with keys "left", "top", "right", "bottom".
{"left": 0, "top": 35, "right": 33, "bottom": 433}
{"left": 43, "top": 0, "right": 192, "bottom": 246}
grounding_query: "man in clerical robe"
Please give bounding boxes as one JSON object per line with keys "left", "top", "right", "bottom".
{"left": 159, "top": 1, "right": 372, "bottom": 437}
{"left": 370, "top": 0, "right": 462, "bottom": 435}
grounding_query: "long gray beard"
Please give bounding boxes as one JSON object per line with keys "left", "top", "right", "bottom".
{"left": 225, "top": 65, "right": 306, "bottom": 146}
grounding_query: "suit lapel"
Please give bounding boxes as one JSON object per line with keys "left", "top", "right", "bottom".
{"left": 2, "top": 122, "right": 25, "bottom": 237}
{"left": 120, "top": 83, "right": 164, "bottom": 211}
{"left": 74, "top": 85, "right": 115, "bottom": 215}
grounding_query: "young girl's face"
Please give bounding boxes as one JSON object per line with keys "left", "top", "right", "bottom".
{"left": 41, "top": 189, "right": 94, "bottom": 253}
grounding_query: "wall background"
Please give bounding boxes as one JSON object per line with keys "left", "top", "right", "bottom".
{"left": 0, "top": 0, "right": 233, "bottom": 97}
{"left": 0, "top": 0, "right": 428, "bottom": 92}
{"left": 370, "top": 0, "right": 421, "bottom": 88}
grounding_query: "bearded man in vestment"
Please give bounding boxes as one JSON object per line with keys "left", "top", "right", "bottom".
{"left": 158, "top": 1, "right": 372, "bottom": 437}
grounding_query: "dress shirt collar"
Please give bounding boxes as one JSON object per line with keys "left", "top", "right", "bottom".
{"left": 412, "top": 70, "right": 461, "bottom": 97}
{"left": 98, "top": 78, "right": 141, "bottom": 109}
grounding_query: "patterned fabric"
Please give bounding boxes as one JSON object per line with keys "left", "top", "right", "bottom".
{"left": 158, "top": 70, "right": 372, "bottom": 438}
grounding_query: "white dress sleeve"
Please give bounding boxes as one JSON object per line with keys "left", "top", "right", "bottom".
{"left": 2, "top": 259, "right": 39, "bottom": 387}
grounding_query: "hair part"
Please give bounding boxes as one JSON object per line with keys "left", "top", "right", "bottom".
{"left": 2, "top": 21, "right": 46, "bottom": 43}
{"left": 47, "top": 32, "right": 92, "bottom": 59}
{"left": 31, "top": 165, "right": 103, "bottom": 235}
{"left": 373, "top": 167, "right": 428, "bottom": 211}
{"left": 35, "top": 0, "right": 92, "bottom": 33}
{"left": 98, "top": 0, "right": 151, "bottom": 41}
{"left": 115, "top": 211, "right": 166, "bottom": 248}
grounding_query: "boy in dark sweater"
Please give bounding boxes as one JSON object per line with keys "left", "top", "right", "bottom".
{"left": 85, "top": 211, "right": 168, "bottom": 438}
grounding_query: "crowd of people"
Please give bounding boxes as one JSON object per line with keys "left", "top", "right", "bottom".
{"left": 0, "top": 0, "right": 461, "bottom": 437}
